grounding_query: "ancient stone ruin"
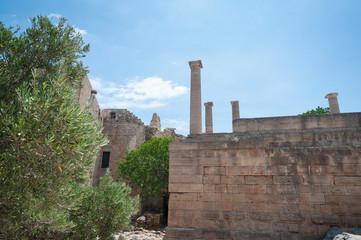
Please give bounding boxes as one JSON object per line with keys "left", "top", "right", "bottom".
{"left": 165, "top": 60, "right": 361, "bottom": 239}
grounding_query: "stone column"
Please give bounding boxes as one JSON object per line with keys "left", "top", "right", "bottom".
{"left": 230, "top": 101, "right": 240, "bottom": 120}
{"left": 189, "top": 60, "right": 203, "bottom": 134}
{"left": 204, "top": 102, "right": 214, "bottom": 134}
{"left": 325, "top": 93, "right": 340, "bottom": 114}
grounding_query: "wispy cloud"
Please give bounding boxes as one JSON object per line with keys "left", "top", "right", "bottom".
{"left": 48, "top": 13, "right": 62, "bottom": 19}
{"left": 89, "top": 76, "right": 189, "bottom": 109}
{"left": 74, "top": 27, "right": 87, "bottom": 36}
{"left": 163, "top": 119, "right": 189, "bottom": 134}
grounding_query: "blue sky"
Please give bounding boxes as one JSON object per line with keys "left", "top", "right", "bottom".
{"left": 1, "top": 0, "right": 361, "bottom": 135}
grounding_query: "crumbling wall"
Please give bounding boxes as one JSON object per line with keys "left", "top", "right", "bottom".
{"left": 76, "top": 76, "right": 101, "bottom": 121}
{"left": 166, "top": 113, "right": 361, "bottom": 239}
{"left": 93, "top": 109, "right": 146, "bottom": 185}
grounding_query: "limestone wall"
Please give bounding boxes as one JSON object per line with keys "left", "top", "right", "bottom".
{"left": 166, "top": 113, "right": 361, "bottom": 239}
{"left": 76, "top": 76, "right": 101, "bottom": 121}
{"left": 92, "top": 109, "right": 146, "bottom": 185}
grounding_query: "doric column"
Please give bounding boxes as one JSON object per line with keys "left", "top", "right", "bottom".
{"left": 204, "top": 102, "right": 214, "bottom": 134}
{"left": 325, "top": 93, "right": 340, "bottom": 114}
{"left": 230, "top": 101, "right": 240, "bottom": 120}
{"left": 189, "top": 60, "right": 203, "bottom": 134}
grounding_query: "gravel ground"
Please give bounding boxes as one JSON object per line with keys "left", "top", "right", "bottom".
{"left": 115, "top": 228, "right": 165, "bottom": 240}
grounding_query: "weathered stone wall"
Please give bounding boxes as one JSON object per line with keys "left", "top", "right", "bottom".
{"left": 76, "top": 76, "right": 101, "bottom": 121}
{"left": 166, "top": 113, "right": 361, "bottom": 239}
{"left": 93, "top": 109, "right": 146, "bottom": 185}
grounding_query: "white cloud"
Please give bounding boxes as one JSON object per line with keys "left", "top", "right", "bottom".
{"left": 89, "top": 76, "right": 189, "bottom": 109}
{"left": 89, "top": 77, "right": 102, "bottom": 90}
{"left": 48, "top": 13, "right": 62, "bottom": 19}
{"left": 74, "top": 27, "right": 87, "bottom": 36}
{"left": 163, "top": 119, "right": 189, "bottom": 135}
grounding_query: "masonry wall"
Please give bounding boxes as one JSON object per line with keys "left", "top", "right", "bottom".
{"left": 76, "top": 76, "right": 101, "bottom": 121}
{"left": 92, "top": 109, "right": 146, "bottom": 185}
{"left": 166, "top": 113, "right": 361, "bottom": 240}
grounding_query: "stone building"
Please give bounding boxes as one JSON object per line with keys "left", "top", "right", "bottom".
{"left": 76, "top": 76, "right": 177, "bottom": 187}
{"left": 165, "top": 60, "right": 361, "bottom": 239}
{"left": 92, "top": 110, "right": 177, "bottom": 186}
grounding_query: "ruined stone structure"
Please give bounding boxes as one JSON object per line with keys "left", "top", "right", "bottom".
{"left": 204, "top": 102, "right": 214, "bottom": 134}
{"left": 325, "top": 92, "right": 340, "bottom": 114}
{"left": 92, "top": 109, "right": 176, "bottom": 186}
{"left": 189, "top": 60, "right": 203, "bottom": 135}
{"left": 76, "top": 76, "right": 101, "bottom": 121}
{"left": 165, "top": 60, "right": 361, "bottom": 239}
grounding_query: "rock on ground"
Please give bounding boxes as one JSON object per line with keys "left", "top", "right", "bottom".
{"left": 115, "top": 228, "right": 164, "bottom": 240}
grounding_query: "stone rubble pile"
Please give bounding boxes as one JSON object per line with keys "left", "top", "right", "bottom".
{"left": 116, "top": 228, "right": 164, "bottom": 240}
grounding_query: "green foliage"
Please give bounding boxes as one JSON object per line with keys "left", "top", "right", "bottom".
{"left": 68, "top": 172, "right": 139, "bottom": 240}
{"left": 0, "top": 15, "right": 114, "bottom": 239}
{"left": 0, "top": 15, "right": 89, "bottom": 102}
{"left": 117, "top": 137, "right": 173, "bottom": 201}
{"left": 301, "top": 106, "right": 330, "bottom": 115}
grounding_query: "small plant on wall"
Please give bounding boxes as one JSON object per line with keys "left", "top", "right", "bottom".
{"left": 301, "top": 106, "right": 330, "bottom": 115}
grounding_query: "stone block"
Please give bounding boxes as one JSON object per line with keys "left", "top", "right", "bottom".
{"left": 249, "top": 212, "right": 275, "bottom": 222}
{"left": 303, "top": 175, "right": 333, "bottom": 185}
{"left": 251, "top": 231, "right": 280, "bottom": 240}
{"left": 169, "top": 165, "right": 203, "bottom": 175}
{"left": 312, "top": 204, "right": 331, "bottom": 215}
{"left": 350, "top": 206, "right": 361, "bottom": 216}
{"left": 279, "top": 213, "right": 306, "bottom": 223}
{"left": 306, "top": 193, "right": 325, "bottom": 204}
{"left": 223, "top": 211, "right": 247, "bottom": 220}
{"left": 169, "top": 183, "right": 203, "bottom": 193}
{"left": 282, "top": 204, "right": 300, "bottom": 214}
{"left": 204, "top": 166, "right": 225, "bottom": 175}
{"left": 273, "top": 176, "right": 303, "bottom": 184}
{"left": 310, "top": 214, "right": 340, "bottom": 225}
{"left": 331, "top": 206, "right": 349, "bottom": 215}
{"left": 335, "top": 176, "right": 361, "bottom": 185}
{"left": 246, "top": 193, "right": 274, "bottom": 203}
{"left": 221, "top": 175, "right": 245, "bottom": 184}
{"left": 245, "top": 176, "right": 273, "bottom": 184}
{"left": 287, "top": 223, "right": 301, "bottom": 233}
{"left": 169, "top": 174, "right": 202, "bottom": 183}
{"left": 325, "top": 195, "right": 339, "bottom": 205}
{"left": 346, "top": 186, "right": 361, "bottom": 195}
{"left": 199, "top": 210, "right": 220, "bottom": 220}
{"left": 199, "top": 157, "right": 220, "bottom": 166}
{"left": 341, "top": 216, "right": 361, "bottom": 227}
{"left": 169, "top": 142, "right": 199, "bottom": 150}
{"left": 215, "top": 184, "right": 227, "bottom": 193}
{"left": 339, "top": 195, "right": 361, "bottom": 205}
{"left": 330, "top": 185, "right": 345, "bottom": 195}
{"left": 170, "top": 157, "right": 198, "bottom": 166}
{"left": 252, "top": 203, "right": 270, "bottom": 212}
{"left": 198, "top": 193, "right": 222, "bottom": 202}
{"left": 227, "top": 184, "right": 240, "bottom": 193}
{"left": 222, "top": 193, "right": 247, "bottom": 202}
{"left": 203, "top": 175, "right": 221, "bottom": 184}
{"left": 169, "top": 209, "right": 197, "bottom": 217}
{"left": 170, "top": 193, "right": 197, "bottom": 201}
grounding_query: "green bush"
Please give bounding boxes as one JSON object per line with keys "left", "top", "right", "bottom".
{"left": 68, "top": 172, "right": 139, "bottom": 240}
{"left": 117, "top": 137, "right": 173, "bottom": 201}
{"left": 301, "top": 106, "right": 330, "bottom": 115}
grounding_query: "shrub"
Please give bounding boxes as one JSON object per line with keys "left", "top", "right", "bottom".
{"left": 68, "top": 173, "right": 139, "bottom": 240}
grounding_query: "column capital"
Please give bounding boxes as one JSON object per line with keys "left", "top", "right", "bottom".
{"left": 230, "top": 100, "right": 239, "bottom": 105}
{"left": 189, "top": 60, "right": 203, "bottom": 69}
{"left": 204, "top": 102, "right": 214, "bottom": 107}
{"left": 325, "top": 92, "right": 338, "bottom": 99}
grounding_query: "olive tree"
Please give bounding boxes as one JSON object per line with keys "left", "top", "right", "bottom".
{"left": 0, "top": 15, "right": 137, "bottom": 239}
